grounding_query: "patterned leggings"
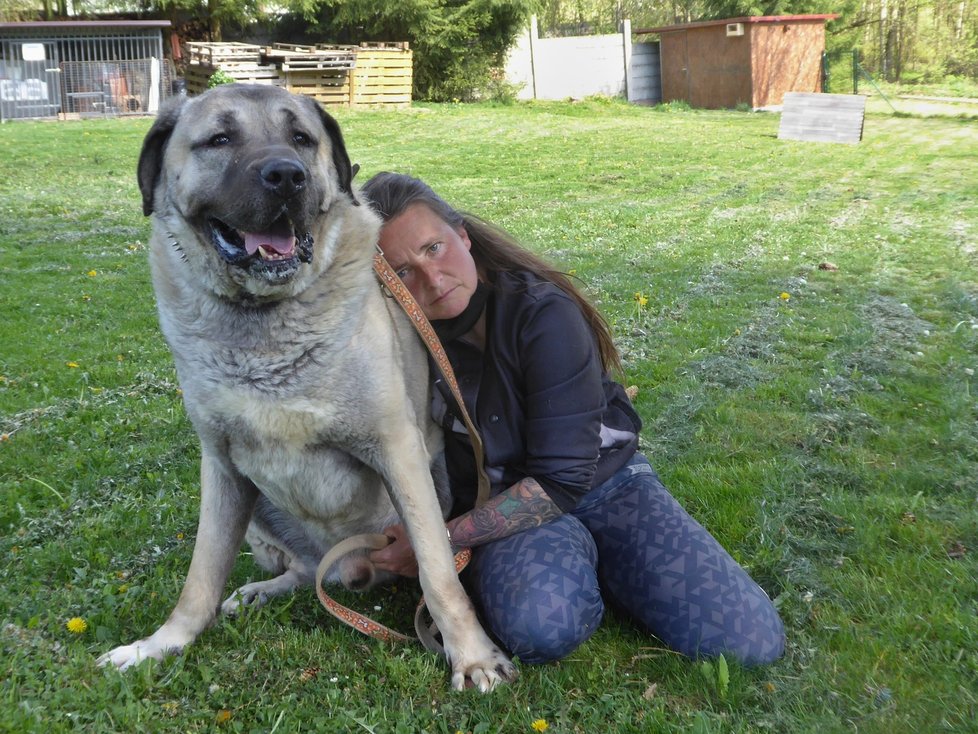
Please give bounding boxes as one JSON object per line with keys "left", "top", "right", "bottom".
{"left": 463, "top": 454, "right": 785, "bottom": 665}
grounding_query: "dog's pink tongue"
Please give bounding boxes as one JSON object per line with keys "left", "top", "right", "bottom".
{"left": 244, "top": 232, "right": 295, "bottom": 256}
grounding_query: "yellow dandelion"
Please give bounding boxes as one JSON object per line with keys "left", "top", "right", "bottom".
{"left": 66, "top": 361, "right": 79, "bottom": 369}
{"left": 633, "top": 292, "right": 649, "bottom": 308}
{"left": 568, "top": 269, "right": 577, "bottom": 276}
{"left": 215, "top": 709, "right": 232, "bottom": 724}
{"left": 176, "top": 532, "right": 185, "bottom": 541}
{"left": 779, "top": 292, "right": 790, "bottom": 301}
{"left": 117, "top": 584, "right": 129, "bottom": 594}
{"left": 87, "top": 270, "right": 97, "bottom": 277}
{"left": 66, "top": 617, "right": 88, "bottom": 634}
{"left": 531, "top": 720, "right": 549, "bottom": 732}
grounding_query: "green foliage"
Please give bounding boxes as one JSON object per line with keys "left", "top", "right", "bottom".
{"left": 284, "top": 0, "right": 535, "bottom": 101}
{"left": 1, "top": 100, "right": 977, "bottom": 732}
{"left": 206, "top": 68, "right": 237, "bottom": 87}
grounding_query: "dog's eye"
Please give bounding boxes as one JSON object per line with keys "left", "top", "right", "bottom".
{"left": 207, "top": 133, "right": 231, "bottom": 147}
{"left": 292, "top": 131, "right": 314, "bottom": 147}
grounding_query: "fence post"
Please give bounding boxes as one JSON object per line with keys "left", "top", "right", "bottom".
{"left": 529, "top": 14, "right": 539, "bottom": 100}
{"left": 622, "top": 18, "right": 632, "bottom": 102}
{"left": 852, "top": 49, "right": 858, "bottom": 95}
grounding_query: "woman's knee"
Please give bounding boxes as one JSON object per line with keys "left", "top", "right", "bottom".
{"left": 467, "top": 515, "right": 604, "bottom": 664}
{"left": 504, "top": 584, "right": 604, "bottom": 665}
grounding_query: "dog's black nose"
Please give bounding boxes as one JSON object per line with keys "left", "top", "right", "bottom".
{"left": 259, "top": 158, "right": 307, "bottom": 198}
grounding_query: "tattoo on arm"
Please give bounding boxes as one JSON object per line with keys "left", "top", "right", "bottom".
{"left": 449, "top": 477, "right": 562, "bottom": 549}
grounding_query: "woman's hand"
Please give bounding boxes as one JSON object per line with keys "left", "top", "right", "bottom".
{"left": 369, "top": 523, "right": 419, "bottom": 577}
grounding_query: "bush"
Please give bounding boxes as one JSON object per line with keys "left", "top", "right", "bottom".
{"left": 207, "top": 68, "right": 237, "bottom": 88}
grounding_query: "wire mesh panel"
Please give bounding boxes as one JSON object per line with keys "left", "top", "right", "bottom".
{"left": 0, "top": 38, "right": 62, "bottom": 120}
{"left": 62, "top": 59, "right": 172, "bottom": 116}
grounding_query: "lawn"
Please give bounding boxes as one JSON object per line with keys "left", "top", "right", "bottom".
{"left": 1, "top": 98, "right": 976, "bottom": 733}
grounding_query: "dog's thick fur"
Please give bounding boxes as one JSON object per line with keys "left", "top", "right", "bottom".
{"left": 97, "top": 84, "right": 515, "bottom": 691}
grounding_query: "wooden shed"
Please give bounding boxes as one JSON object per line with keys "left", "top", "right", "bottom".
{"left": 636, "top": 15, "right": 837, "bottom": 110}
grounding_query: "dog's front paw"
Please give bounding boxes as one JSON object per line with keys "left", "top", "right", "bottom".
{"left": 449, "top": 642, "right": 518, "bottom": 693}
{"left": 97, "top": 639, "right": 172, "bottom": 671}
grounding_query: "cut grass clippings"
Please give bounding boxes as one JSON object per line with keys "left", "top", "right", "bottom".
{"left": 1, "top": 99, "right": 977, "bottom": 733}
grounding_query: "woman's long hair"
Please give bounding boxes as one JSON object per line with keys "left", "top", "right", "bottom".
{"left": 361, "top": 171, "right": 622, "bottom": 375}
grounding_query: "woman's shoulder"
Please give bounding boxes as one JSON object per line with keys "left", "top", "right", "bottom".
{"left": 493, "top": 269, "right": 571, "bottom": 304}
{"left": 490, "top": 269, "right": 588, "bottom": 339}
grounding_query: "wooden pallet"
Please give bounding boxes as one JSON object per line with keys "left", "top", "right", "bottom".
{"left": 357, "top": 41, "right": 410, "bottom": 50}
{"left": 184, "top": 42, "right": 262, "bottom": 67}
{"left": 184, "top": 62, "right": 281, "bottom": 95}
{"left": 282, "top": 69, "right": 351, "bottom": 106}
{"left": 263, "top": 44, "right": 357, "bottom": 72}
{"left": 351, "top": 47, "right": 412, "bottom": 107}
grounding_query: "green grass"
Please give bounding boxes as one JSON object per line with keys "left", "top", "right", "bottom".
{"left": 2, "top": 99, "right": 977, "bottom": 733}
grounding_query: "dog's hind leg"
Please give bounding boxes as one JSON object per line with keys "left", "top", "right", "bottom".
{"left": 221, "top": 495, "right": 320, "bottom": 614}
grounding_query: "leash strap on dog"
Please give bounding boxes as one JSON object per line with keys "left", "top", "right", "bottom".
{"left": 372, "top": 251, "right": 491, "bottom": 508}
{"left": 314, "top": 253, "right": 491, "bottom": 654}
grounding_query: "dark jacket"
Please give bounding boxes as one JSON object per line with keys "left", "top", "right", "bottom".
{"left": 432, "top": 270, "right": 641, "bottom": 515}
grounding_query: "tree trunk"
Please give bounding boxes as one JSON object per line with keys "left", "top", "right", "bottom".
{"left": 208, "top": 0, "right": 222, "bottom": 41}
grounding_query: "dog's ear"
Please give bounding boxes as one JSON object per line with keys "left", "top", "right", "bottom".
{"left": 137, "top": 96, "right": 186, "bottom": 216}
{"left": 308, "top": 99, "right": 359, "bottom": 206}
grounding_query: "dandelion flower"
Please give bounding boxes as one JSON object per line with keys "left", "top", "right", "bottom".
{"left": 66, "top": 361, "right": 79, "bottom": 369}
{"left": 87, "top": 270, "right": 97, "bottom": 277}
{"left": 215, "top": 709, "right": 232, "bottom": 724}
{"left": 66, "top": 617, "right": 88, "bottom": 634}
{"left": 531, "top": 720, "right": 549, "bottom": 732}
{"left": 779, "top": 292, "right": 791, "bottom": 301}
{"left": 633, "top": 293, "right": 649, "bottom": 307}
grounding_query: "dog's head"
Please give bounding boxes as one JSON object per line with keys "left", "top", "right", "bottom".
{"left": 138, "top": 84, "right": 363, "bottom": 299}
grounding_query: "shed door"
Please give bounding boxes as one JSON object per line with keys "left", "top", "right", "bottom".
{"left": 0, "top": 40, "right": 62, "bottom": 121}
{"left": 660, "top": 31, "right": 691, "bottom": 104}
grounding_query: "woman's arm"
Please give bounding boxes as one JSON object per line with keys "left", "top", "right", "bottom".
{"left": 369, "top": 476, "right": 562, "bottom": 576}
{"left": 447, "top": 476, "right": 562, "bottom": 548}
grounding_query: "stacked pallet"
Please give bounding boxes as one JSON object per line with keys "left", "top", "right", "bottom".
{"left": 352, "top": 42, "right": 413, "bottom": 108}
{"left": 264, "top": 43, "right": 358, "bottom": 107}
{"left": 183, "top": 42, "right": 280, "bottom": 92}
{"left": 182, "top": 41, "right": 412, "bottom": 108}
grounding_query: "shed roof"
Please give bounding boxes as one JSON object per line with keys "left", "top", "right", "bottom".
{"left": 0, "top": 20, "right": 171, "bottom": 31}
{"left": 636, "top": 14, "right": 838, "bottom": 35}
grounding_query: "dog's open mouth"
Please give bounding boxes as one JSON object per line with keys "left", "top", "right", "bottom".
{"left": 209, "top": 214, "right": 314, "bottom": 277}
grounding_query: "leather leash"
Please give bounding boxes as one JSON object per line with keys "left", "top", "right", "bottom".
{"left": 371, "top": 250, "right": 491, "bottom": 506}
{"left": 313, "top": 251, "right": 490, "bottom": 653}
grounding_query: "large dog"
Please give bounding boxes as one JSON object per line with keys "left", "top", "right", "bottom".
{"left": 97, "top": 84, "right": 516, "bottom": 692}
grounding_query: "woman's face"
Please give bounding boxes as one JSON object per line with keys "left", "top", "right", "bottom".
{"left": 378, "top": 203, "right": 480, "bottom": 321}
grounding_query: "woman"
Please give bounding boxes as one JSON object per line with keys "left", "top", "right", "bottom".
{"left": 361, "top": 172, "right": 785, "bottom": 666}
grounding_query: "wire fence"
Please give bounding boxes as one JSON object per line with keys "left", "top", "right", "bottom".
{"left": 60, "top": 58, "right": 174, "bottom": 117}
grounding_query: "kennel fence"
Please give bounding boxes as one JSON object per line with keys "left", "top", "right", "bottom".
{"left": 0, "top": 21, "right": 173, "bottom": 121}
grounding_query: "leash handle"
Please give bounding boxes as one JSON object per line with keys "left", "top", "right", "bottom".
{"left": 373, "top": 251, "right": 491, "bottom": 508}
{"left": 315, "top": 532, "right": 472, "bottom": 652}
